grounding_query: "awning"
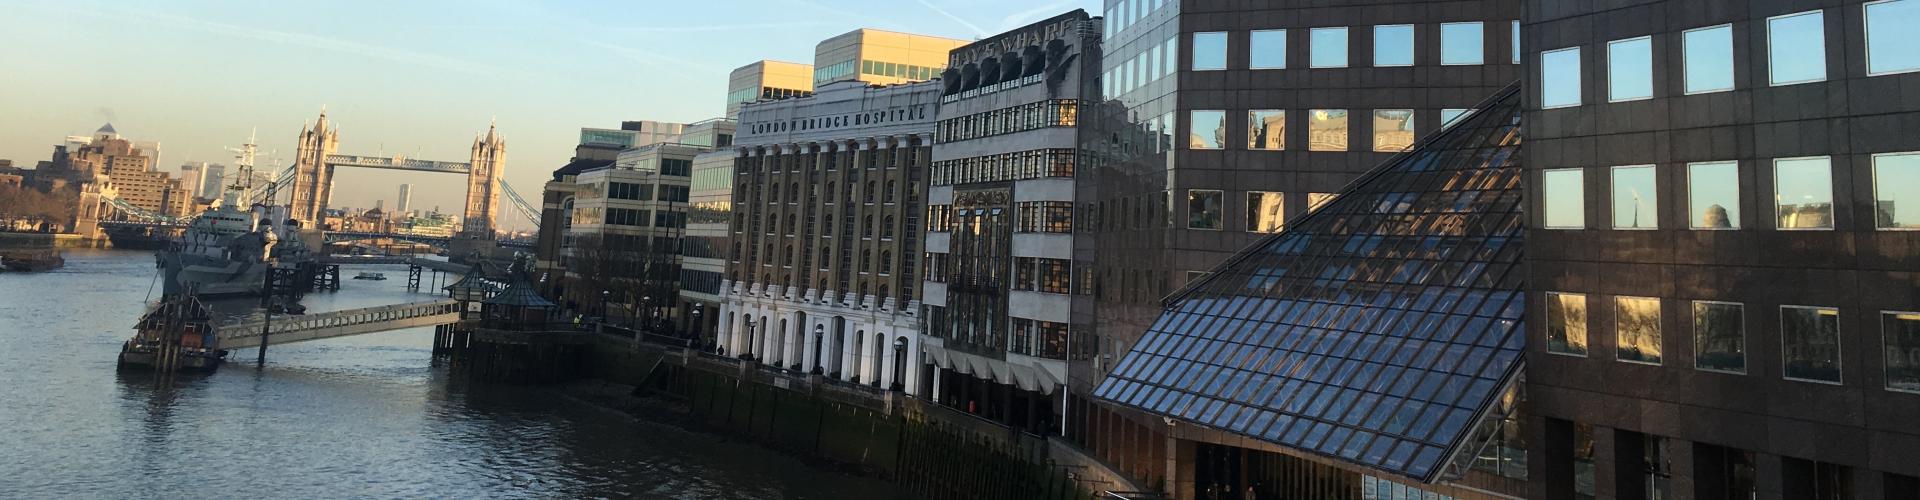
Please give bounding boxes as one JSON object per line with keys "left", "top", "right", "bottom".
{"left": 921, "top": 343, "right": 951, "bottom": 371}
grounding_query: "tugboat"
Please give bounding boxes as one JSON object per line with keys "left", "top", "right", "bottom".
{"left": 0, "top": 250, "right": 64, "bottom": 272}
{"left": 118, "top": 292, "right": 226, "bottom": 372}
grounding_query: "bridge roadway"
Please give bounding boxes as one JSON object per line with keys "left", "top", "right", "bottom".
{"left": 215, "top": 299, "right": 463, "bottom": 350}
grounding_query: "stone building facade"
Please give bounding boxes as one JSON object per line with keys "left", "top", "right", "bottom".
{"left": 719, "top": 79, "right": 940, "bottom": 392}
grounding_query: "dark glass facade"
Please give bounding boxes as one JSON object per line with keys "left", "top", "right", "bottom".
{"left": 1095, "top": 85, "right": 1526, "bottom": 483}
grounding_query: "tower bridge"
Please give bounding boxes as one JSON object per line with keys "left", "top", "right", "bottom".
{"left": 288, "top": 110, "right": 509, "bottom": 238}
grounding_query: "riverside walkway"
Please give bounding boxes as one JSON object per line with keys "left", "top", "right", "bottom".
{"left": 215, "top": 299, "right": 462, "bottom": 350}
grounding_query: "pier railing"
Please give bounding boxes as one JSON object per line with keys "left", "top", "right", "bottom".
{"left": 215, "top": 299, "right": 463, "bottom": 349}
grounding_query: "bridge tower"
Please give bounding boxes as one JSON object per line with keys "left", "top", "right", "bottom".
{"left": 463, "top": 122, "right": 506, "bottom": 237}
{"left": 291, "top": 110, "right": 340, "bottom": 224}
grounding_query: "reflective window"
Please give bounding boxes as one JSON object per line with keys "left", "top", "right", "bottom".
{"left": 1886, "top": 311, "right": 1920, "bottom": 392}
{"left": 1251, "top": 29, "right": 1287, "bottom": 69}
{"left": 1311, "top": 27, "right": 1349, "bottom": 68}
{"left": 1768, "top": 10, "right": 1827, "bottom": 86}
{"left": 1694, "top": 301, "right": 1747, "bottom": 373}
{"left": 1164, "top": 36, "right": 1179, "bottom": 78}
{"left": 1868, "top": 0, "right": 1920, "bottom": 75}
{"left": 1194, "top": 31, "right": 1228, "bottom": 70}
{"left": 1543, "top": 168, "right": 1585, "bottom": 229}
{"left": 1775, "top": 157, "right": 1835, "bottom": 229}
{"left": 1188, "top": 189, "right": 1223, "bottom": 230}
{"left": 1307, "top": 109, "right": 1349, "bottom": 151}
{"left": 1782, "top": 306, "right": 1842, "bottom": 383}
{"left": 1612, "top": 165, "right": 1657, "bottom": 229}
{"left": 1374, "top": 25, "right": 1414, "bottom": 67}
{"left": 1689, "top": 162, "right": 1741, "bottom": 229}
{"left": 1248, "top": 110, "right": 1286, "bottom": 150}
{"left": 1372, "top": 109, "right": 1414, "bottom": 152}
{"left": 1441, "top": 22, "right": 1484, "bottom": 65}
{"left": 1441, "top": 109, "right": 1471, "bottom": 129}
{"left": 1307, "top": 193, "right": 1337, "bottom": 213}
{"left": 1616, "top": 296, "right": 1663, "bottom": 365}
{"left": 1548, "top": 292, "right": 1589, "bottom": 356}
{"left": 1608, "top": 37, "right": 1654, "bottom": 102}
{"left": 1542, "top": 47, "right": 1582, "bottom": 108}
{"left": 1247, "top": 191, "right": 1284, "bottom": 232}
{"left": 1684, "top": 25, "right": 1736, "bottom": 94}
{"left": 1873, "top": 152, "right": 1920, "bottom": 229}
{"left": 1189, "top": 110, "right": 1226, "bottom": 149}
{"left": 1512, "top": 21, "right": 1521, "bottom": 64}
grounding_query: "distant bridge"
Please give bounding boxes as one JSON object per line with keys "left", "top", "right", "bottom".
{"left": 316, "top": 255, "right": 472, "bottom": 274}
{"left": 215, "top": 299, "right": 463, "bottom": 350}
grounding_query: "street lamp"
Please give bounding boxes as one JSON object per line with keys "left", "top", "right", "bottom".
{"left": 740, "top": 317, "right": 756, "bottom": 360}
{"left": 599, "top": 289, "right": 610, "bottom": 324}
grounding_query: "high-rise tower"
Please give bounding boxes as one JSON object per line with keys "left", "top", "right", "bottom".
{"left": 463, "top": 122, "right": 506, "bottom": 237}
{"left": 291, "top": 110, "right": 339, "bottom": 224}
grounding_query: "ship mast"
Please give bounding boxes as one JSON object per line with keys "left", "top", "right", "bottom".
{"left": 222, "top": 130, "right": 260, "bottom": 207}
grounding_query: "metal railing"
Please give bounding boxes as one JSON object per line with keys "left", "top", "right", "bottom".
{"left": 216, "top": 299, "right": 461, "bottom": 342}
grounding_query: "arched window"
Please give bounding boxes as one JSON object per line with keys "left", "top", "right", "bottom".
{"left": 878, "top": 285, "right": 889, "bottom": 302}
{"left": 861, "top": 250, "right": 872, "bottom": 272}
{"left": 788, "top": 182, "right": 800, "bottom": 203}
{"left": 769, "top": 186, "right": 780, "bottom": 203}
{"left": 865, "top": 181, "right": 876, "bottom": 203}
{"left": 786, "top": 214, "right": 796, "bottom": 235}
{"left": 825, "top": 182, "right": 836, "bottom": 203}
{"left": 863, "top": 216, "right": 874, "bottom": 238}
{"left": 731, "top": 242, "right": 741, "bottom": 260}
{"left": 884, "top": 180, "right": 896, "bottom": 203}
{"left": 882, "top": 216, "right": 895, "bottom": 239}
{"left": 818, "top": 278, "right": 829, "bottom": 292}
{"left": 858, "top": 282, "right": 868, "bottom": 298}
{"left": 763, "top": 243, "right": 773, "bottom": 261}
{"left": 784, "top": 244, "right": 793, "bottom": 265}
{"left": 880, "top": 251, "right": 892, "bottom": 274}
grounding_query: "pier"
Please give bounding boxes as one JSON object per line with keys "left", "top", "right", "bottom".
{"left": 214, "top": 299, "right": 463, "bottom": 350}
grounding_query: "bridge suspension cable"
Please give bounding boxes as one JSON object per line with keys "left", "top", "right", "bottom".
{"left": 499, "top": 182, "right": 542, "bottom": 232}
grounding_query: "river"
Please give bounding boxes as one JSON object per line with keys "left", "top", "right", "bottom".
{"left": 0, "top": 249, "right": 898, "bottom": 498}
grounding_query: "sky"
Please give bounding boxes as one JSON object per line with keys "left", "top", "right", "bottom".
{"left": 0, "top": 0, "right": 1098, "bottom": 232}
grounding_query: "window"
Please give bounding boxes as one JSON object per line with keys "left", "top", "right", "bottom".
{"left": 1310, "top": 27, "right": 1349, "bottom": 68}
{"left": 1541, "top": 47, "right": 1582, "bottom": 108}
{"left": 1768, "top": 10, "right": 1827, "bottom": 86}
{"left": 1306, "top": 109, "right": 1348, "bottom": 151}
{"left": 1694, "top": 301, "right": 1746, "bottom": 373}
{"left": 1188, "top": 190, "right": 1223, "bottom": 230}
{"left": 1189, "top": 110, "right": 1226, "bottom": 149}
{"left": 1247, "top": 191, "right": 1284, "bottom": 232}
{"left": 1308, "top": 193, "right": 1338, "bottom": 213}
{"left": 1868, "top": 0, "right": 1920, "bottom": 75}
{"left": 1547, "top": 293, "right": 1588, "bottom": 356}
{"left": 1370, "top": 109, "right": 1414, "bottom": 152}
{"left": 1374, "top": 25, "right": 1414, "bottom": 67}
{"left": 1543, "top": 168, "right": 1585, "bottom": 229}
{"left": 1688, "top": 161, "right": 1741, "bottom": 229}
{"left": 1684, "top": 25, "right": 1735, "bottom": 94}
{"left": 1441, "top": 109, "right": 1472, "bottom": 129}
{"left": 1512, "top": 21, "right": 1521, "bottom": 64}
{"left": 1611, "top": 165, "right": 1657, "bottom": 229}
{"left": 1774, "top": 157, "right": 1834, "bottom": 229}
{"left": 1885, "top": 311, "right": 1920, "bottom": 392}
{"left": 1616, "top": 296, "right": 1663, "bottom": 364}
{"left": 1874, "top": 152, "right": 1920, "bottom": 229}
{"left": 1441, "top": 22, "right": 1484, "bottom": 65}
{"left": 1248, "top": 110, "right": 1285, "bottom": 150}
{"left": 1782, "top": 306, "right": 1841, "bottom": 383}
{"left": 1608, "top": 37, "right": 1654, "bottom": 101}
{"left": 1193, "top": 31, "right": 1227, "bottom": 70}
{"left": 1251, "top": 29, "right": 1287, "bottom": 69}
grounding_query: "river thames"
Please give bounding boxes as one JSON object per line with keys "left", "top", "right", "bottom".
{"left": 0, "top": 249, "right": 897, "bottom": 498}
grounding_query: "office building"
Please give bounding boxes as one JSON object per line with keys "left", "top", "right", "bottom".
{"left": 558, "top": 142, "right": 707, "bottom": 328}
{"left": 717, "top": 77, "right": 941, "bottom": 391}
{"left": 679, "top": 118, "right": 736, "bottom": 149}
{"left": 812, "top": 28, "right": 969, "bottom": 87}
{"left": 1522, "top": 1, "right": 1920, "bottom": 498}
{"left": 919, "top": 10, "right": 1099, "bottom": 435}
{"left": 396, "top": 184, "right": 412, "bottom": 218}
{"left": 178, "top": 162, "right": 207, "bottom": 201}
{"left": 1077, "top": 0, "right": 1523, "bottom": 496}
{"left": 726, "top": 60, "right": 814, "bottom": 119}
{"left": 199, "top": 163, "right": 226, "bottom": 199}
{"left": 683, "top": 148, "right": 734, "bottom": 342}
{"left": 536, "top": 121, "right": 689, "bottom": 293}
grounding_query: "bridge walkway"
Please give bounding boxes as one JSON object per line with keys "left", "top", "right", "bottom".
{"left": 215, "top": 299, "right": 462, "bottom": 350}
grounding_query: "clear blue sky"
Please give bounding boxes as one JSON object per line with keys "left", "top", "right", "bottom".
{"left": 0, "top": 0, "right": 1097, "bottom": 231}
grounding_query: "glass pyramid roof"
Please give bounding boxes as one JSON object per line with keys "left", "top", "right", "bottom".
{"left": 1092, "top": 85, "right": 1526, "bottom": 483}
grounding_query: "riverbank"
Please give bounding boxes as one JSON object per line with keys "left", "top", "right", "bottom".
{"left": 0, "top": 231, "right": 105, "bottom": 249}
{"left": 544, "top": 333, "right": 1146, "bottom": 500}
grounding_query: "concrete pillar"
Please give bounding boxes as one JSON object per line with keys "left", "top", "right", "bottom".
{"left": 840, "top": 328, "right": 858, "bottom": 382}
{"left": 1169, "top": 435, "right": 1195, "bottom": 500}
{"left": 878, "top": 332, "right": 896, "bottom": 388}
{"left": 1593, "top": 426, "right": 1618, "bottom": 500}
{"left": 1666, "top": 438, "right": 1695, "bottom": 500}
{"left": 932, "top": 365, "right": 943, "bottom": 403}
{"left": 1754, "top": 453, "right": 1784, "bottom": 500}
